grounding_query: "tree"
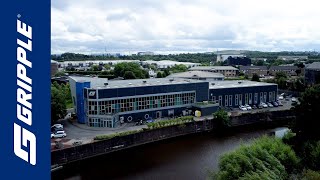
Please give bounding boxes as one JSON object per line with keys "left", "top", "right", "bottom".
{"left": 90, "top": 65, "right": 101, "bottom": 71}
{"left": 213, "top": 109, "right": 230, "bottom": 129}
{"left": 104, "top": 64, "right": 111, "bottom": 70}
{"left": 157, "top": 72, "right": 163, "bottom": 78}
{"left": 54, "top": 71, "right": 66, "bottom": 77}
{"left": 114, "top": 62, "right": 146, "bottom": 79}
{"left": 51, "top": 85, "right": 67, "bottom": 124}
{"left": 163, "top": 69, "right": 170, "bottom": 77}
{"left": 123, "top": 71, "right": 136, "bottom": 79}
{"left": 251, "top": 74, "right": 260, "bottom": 82}
{"left": 293, "top": 85, "right": 320, "bottom": 139}
{"left": 213, "top": 136, "right": 299, "bottom": 180}
{"left": 169, "top": 64, "right": 188, "bottom": 73}
{"left": 275, "top": 71, "right": 287, "bottom": 80}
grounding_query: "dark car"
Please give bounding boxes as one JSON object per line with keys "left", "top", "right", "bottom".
{"left": 272, "top": 101, "right": 279, "bottom": 107}
{"left": 146, "top": 117, "right": 154, "bottom": 123}
{"left": 258, "top": 104, "right": 264, "bottom": 109}
{"left": 252, "top": 105, "right": 257, "bottom": 109}
{"left": 51, "top": 127, "right": 63, "bottom": 133}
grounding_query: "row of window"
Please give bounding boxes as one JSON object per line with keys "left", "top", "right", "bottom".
{"left": 212, "top": 91, "right": 276, "bottom": 106}
{"left": 86, "top": 92, "right": 196, "bottom": 115}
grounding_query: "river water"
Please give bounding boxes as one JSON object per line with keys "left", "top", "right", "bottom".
{"left": 52, "top": 127, "right": 287, "bottom": 180}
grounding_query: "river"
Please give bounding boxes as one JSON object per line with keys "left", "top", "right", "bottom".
{"left": 52, "top": 127, "right": 288, "bottom": 180}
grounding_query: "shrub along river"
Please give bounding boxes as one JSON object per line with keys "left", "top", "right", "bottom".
{"left": 52, "top": 126, "right": 288, "bottom": 180}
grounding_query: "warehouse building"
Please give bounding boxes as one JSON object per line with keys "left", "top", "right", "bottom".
{"left": 69, "top": 77, "right": 277, "bottom": 128}
{"left": 167, "top": 71, "right": 224, "bottom": 81}
{"left": 189, "top": 66, "right": 239, "bottom": 77}
{"left": 209, "top": 81, "right": 277, "bottom": 107}
{"left": 69, "top": 77, "right": 218, "bottom": 128}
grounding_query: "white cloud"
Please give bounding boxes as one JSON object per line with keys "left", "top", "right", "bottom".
{"left": 51, "top": 0, "right": 320, "bottom": 54}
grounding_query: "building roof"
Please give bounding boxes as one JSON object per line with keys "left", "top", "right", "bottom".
{"left": 69, "top": 76, "right": 205, "bottom": 89}
{"left": 167, "top": 71, "right": 224, "bottom": 79}
{"left": 239, "top": 66, "right": 268, "bottom": 71}
{"left": 142, "top": 60, "right": 200, "bottom": 66}
{"left": 209, "top": 80, "right": 276, "bottom": 89}
{"left": 306, "top": 62, "right": 320, "bottom": 70}
{"left": 269, "top": 66, "right": 298, "bottom": 71}
{"left": 189, "top": 66, "right": 238, "bottom": 71}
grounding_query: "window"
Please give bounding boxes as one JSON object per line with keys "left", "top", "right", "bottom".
{"left": 249, "top": 93, "right": 252, "bottom": 104}
{"left": 229, "top": 95, "right": 232, "bottom": 106}
{"left": 239, "top": 94, "right": 242, "bottom": 105}
{"left": 269, "top": 92, "right": 272, "bottom": 102}
{"left": 235, "top": 94, "right": 238, "bottom": 106}
{"left": 225, "top": 95, "right": 228, "bottom": 106}
{"left": 219, "top": 96, "right": 222, "bottom": 106}
{"left": 254, "top": 93, "right": 258, "bottom": 104}
{"left": 260, "top": 92, "right": 263, "bottom": 103}
{"left": 264, "top": 92, "right": 267, "bottom": 102}
{"left": 245, "top": 93, "right": 248, "bottom": 104}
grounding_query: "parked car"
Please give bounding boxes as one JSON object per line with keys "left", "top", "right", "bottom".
{"left": 252, "top": 105, "right": 257, "bottom": 109}
{"left": 258, "top": 104, "right": 264, "bottom": 109}
{"left": 272, "top": 102, "right": 279, "bottom": 107}
{"left": 51, "top": 124, "right": 63, "bottom": 129}
{"left": 245, "top": 104, "right": 252, "bottom": 110}
{"left": 278, "top": 96, "right": 284, "bottom": 100}
{"left": 260, "top": 102, "right": 268, "bottom": 108}
{"left": 51, "top": 126, "right": 63, "bottom": 133}
{"left": 267, "top": 102, "right": 274, "bottom": 107}
{"left": 146, "top": 117, "right": 154, "bottom": 123}
{"left": 51, "top": 131, "right": 67, "bottom": 138}
{"left": 239, "top": 105, "right": 247, "bottom": 111}
{"left": 277, "top": 101, "right": 283, "bottom": 106}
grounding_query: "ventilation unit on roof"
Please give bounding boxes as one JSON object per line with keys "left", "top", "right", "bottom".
{"left": 238, "top": 81, "right": 242, "bottom": 84}
{"left": 104, "top": 82, "right": 108, "bottom": 86}
{"left": 169, "top": 78, "right": 174, "bottom": 82}
{"left": 143, "top": 80, "right": 147, "bottom": 83}
{"left": 211, "top": 83, "right": 215, "bottom": 86}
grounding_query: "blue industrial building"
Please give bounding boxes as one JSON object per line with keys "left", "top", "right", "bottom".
{"left": 69, "top": 77, "right": 277, "bottom": 128}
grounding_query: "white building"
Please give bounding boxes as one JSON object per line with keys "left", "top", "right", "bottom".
{"left": 141, "top": 60, "right": 201, "bottom": 69}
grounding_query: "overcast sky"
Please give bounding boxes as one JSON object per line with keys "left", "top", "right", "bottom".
{"left": 51, "top": 0, "right": 320, "bottom": 54}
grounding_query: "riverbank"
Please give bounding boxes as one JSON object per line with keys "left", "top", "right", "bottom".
{"left": 51, "top": 109, "right": 295, "bottom": 167}
{"left": 52, "top": 126, "right": 289, "bottom": 180}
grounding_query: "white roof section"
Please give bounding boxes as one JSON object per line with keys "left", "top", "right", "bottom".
{"left": 189, "top": 66, "right": 238, "bottom": 71}
{"left": 209, "top": 80, "right": 277, "bottom": 89}
{"left": 142, "top": 60, "right": 200, "bottom": 66}
{"left": 167, "top": 71, "right": 224, "bottom": 78}
{"left": 69, "top": 76, "right": 205, "bottom": 89}
{"left": 59, "top": 60, "right": 140, "bottom": 66}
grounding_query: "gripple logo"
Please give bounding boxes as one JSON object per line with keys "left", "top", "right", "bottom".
{"left": 14, "top": 18, "right": 36, "bottom": 166}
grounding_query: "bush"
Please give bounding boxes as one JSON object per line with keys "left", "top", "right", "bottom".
{"left": 302, "top": 169, "right": 320, "bottom": 180}
{"left": 94, "top": 129, "right": 143, "bottom": 140}
{"left": 213, "top": 136, "right": 299, "bottom": 180}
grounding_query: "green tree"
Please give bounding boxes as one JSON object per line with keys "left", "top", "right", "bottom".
{"left": 90, "top": 65, "right": 101, "bottom": 71}
{"left": 51, "top": 85, "right": 67, "bottom": 124}
{"left": 169, "top": 64, "right": 188, "bottom": 73}
{"left": 251, "top": 74, "right": 260, "bottom": 82}
{"left": 157, "top": 72, "right": 163, "bottom": 78}
{"left": 163, "top": 69, "right": 170, "bottom": 77}
{"left": 213, "top": 109, "right": 231, "bottom": 129}
{"left": 213, "top": 136, "right": 299, "bottom": 180}
{"left": 104, "top": 64, "right": 111, "bottom": 70}
{"left": 54, "top": 71, "right": 66, "bottom": 77}
{"left": 293, "top": 85, "right": 320, "bottom": 139}
{"left": 114, "top": 62, "right": 146, "bottom": 79}
{"left": 123, "top": 71, "right": 136, "bottom": 79}
{"left": 275, "top": 71, "right": 287, "bottom": 80}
